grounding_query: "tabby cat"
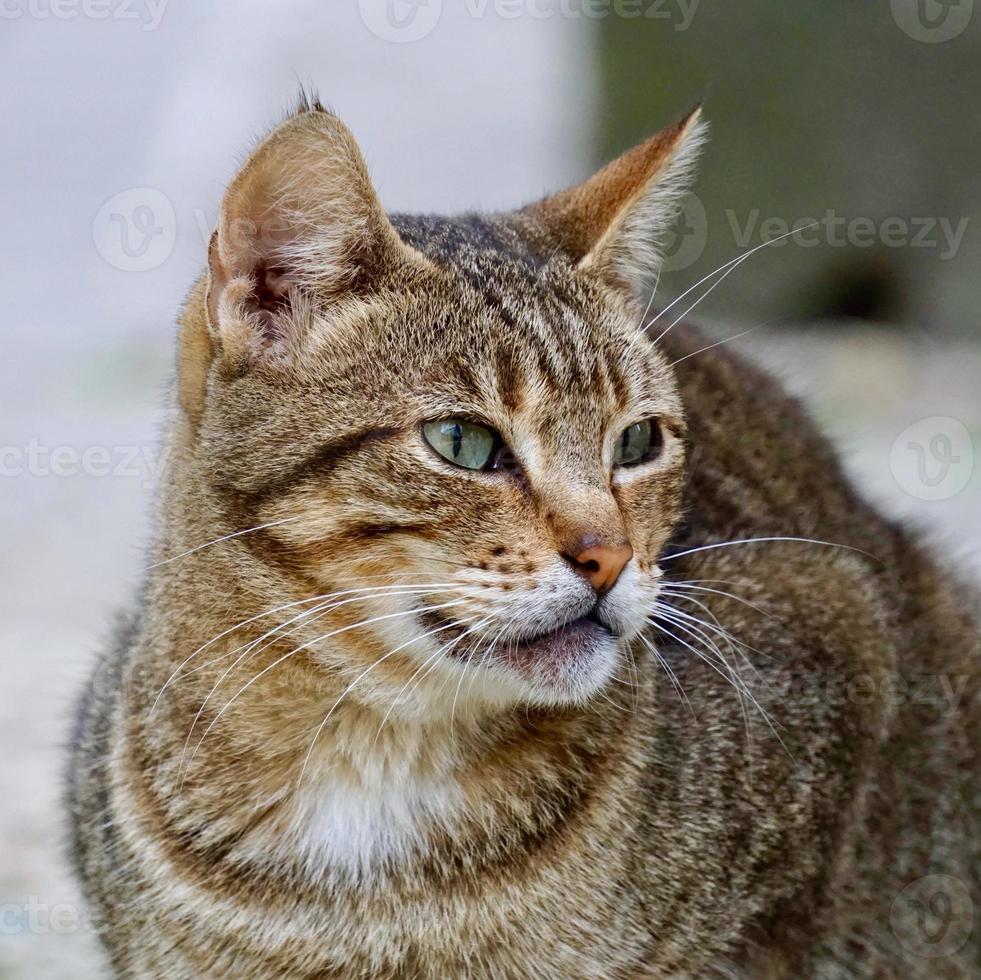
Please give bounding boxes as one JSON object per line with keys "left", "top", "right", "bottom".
{"left": 68, "top": 99, "right": 980, "bottom": 978}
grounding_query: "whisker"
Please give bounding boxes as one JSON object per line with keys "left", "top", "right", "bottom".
{"left": 638, "top": 634, "right": 695, "bottom": 717}
{"left": 669, "top": 327, "right": 757, "bottom": 368}
{"left": 649, "top": 616, "right": 790, "bottom": 758}
{"left": 651, "top": 614, "right": 756, "bottom": 731}
{"left": 639, "top": 222, "right": 821, "bottom": 349}
{"left": 173, "top": 585, "right": 462, "bottom": 685}
{"left": 659, "top": 580, "right": 773, "bottom": 619}
{"left": 660, "top": 535, "right": 881, "bottom": 564}
{"left": 657, "top": 592, "right": 764, "bottom": 658}
{"left": 147, "top": 517, "right": 301, "bottom": 569}
{"left": 463, "top": 618, "right": 510, "bottom": 706}
{"left": 448, "top": 618, "right": 501, "bottom": 729}
{"left": 654, "top": 602, "right": 763, "bottom": 690}
{"left": 374, "top": 616, "right": 494, "bottom": 745}
{"left": 628, "top": 264, "right": 662, "bottom": 345}
{"left": 624, "top": 223, "right": 820, "bottom": 356}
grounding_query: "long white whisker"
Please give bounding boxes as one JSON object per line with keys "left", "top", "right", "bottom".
{"left": 449, "top": 618, "right": 499, "bottom": 729}
{"left": 650, "top": 616, "right": 790, "bottom": 758}
{"left": 638, "top": 634, "right": 694, "bottom": 716}
{"left": 654, "top": 602, "right": 763, "bottom": 689}
{"left": 373, "top": 617, "right": 493, "bottom": 745}
{"left": 174, "top": 585, "right": 462, "bottom": 685}
{"left": 651, "top": 614, "right": 757, "bottom": 708}
{"left": 661, "top": 536, "right": 879, "bottom": 564}
{"left": 654, "top": 608, "right": 759, "bottom": 750}
{"left": 657, "top": 592, "right": 761, "bottom": 656}
{"left": 669, "top": 327, "right": 757, "bottom": 368}
{"left": 147, "top": 517, "right": 301, "bottom": 569}
{"left": 643, "top": 222, "right": 821, "bottom": 347}
{"left": 464, "top": 618, "right": 510, "bottom": 705}
{"left": 660, "top": 580, "right": 772, "bottom": 619}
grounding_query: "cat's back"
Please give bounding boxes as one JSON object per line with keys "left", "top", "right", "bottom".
{"left": 662, "top": 322, "right": 981, "bottom": 975}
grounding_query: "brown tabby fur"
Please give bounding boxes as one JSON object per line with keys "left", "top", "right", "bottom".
{"left": 68, "top": 98, "right": 980, "bottom": 978}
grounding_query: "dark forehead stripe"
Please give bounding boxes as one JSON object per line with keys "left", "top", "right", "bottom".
{"left": 392, "top": 213, "right": 553, "bottom": 274}
{"left": 393, "top": 213, "right": 600, "bottom": 396}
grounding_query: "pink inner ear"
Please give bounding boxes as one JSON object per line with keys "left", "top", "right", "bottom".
{"left": 250, "top": 265, "right": 293, "bottom": 345}
{"left": 259, "top": 266, "right": 292, "bottom": 305}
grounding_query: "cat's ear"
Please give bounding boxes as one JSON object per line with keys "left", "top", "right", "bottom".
{"left": 525, "top": 106, "right": 706, "bottom": 299}
{"left": 205, "top": 104, "right": 424, "bottom": 368}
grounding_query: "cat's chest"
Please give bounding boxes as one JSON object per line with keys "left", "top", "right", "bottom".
{"left": 276, "top": 754, "right": 465, "bottom": 878}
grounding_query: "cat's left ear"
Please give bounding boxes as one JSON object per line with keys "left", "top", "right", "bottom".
{"left": 524, "top": 106, "right": 707, "bottom": 299}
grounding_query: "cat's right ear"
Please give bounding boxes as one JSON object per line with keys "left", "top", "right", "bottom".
{"left": 201, "top": 105, "right": 427, "bottom": 372}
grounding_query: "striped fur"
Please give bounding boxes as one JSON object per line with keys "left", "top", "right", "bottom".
{"left": 68, "top": 102, "right": 980, "bottom": 978}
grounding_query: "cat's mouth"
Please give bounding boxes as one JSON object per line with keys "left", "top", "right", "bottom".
{"left": 504, "top": 612, "right": 614, "bottom": 670}
{"left": 418, "top": 605, "right": 616, "bottom": 666}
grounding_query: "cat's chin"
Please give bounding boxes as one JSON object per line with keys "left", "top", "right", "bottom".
{"left": 440, "top": 617, "right": 620, "bottom": 710}
{"left": 497, "top": 616, "right": 622, "bottom": 706}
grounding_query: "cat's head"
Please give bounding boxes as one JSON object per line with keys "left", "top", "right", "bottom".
{"left": 179, "top": 100, "right": 706, "bottom": 712}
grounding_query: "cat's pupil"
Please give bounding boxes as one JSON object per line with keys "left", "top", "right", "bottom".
{"left": 615, "top": 419, "right": 659, "bottom": 467}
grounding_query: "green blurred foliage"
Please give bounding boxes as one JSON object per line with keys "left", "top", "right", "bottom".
{"left": 598, "top": 1, "right": 981, "bottom": 333}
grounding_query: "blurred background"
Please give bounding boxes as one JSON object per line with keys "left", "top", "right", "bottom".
{"left": 1, "top": 2, "right": 978, "bottom": 975}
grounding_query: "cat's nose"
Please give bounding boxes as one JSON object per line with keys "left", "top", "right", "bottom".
{"left": 565, "top": 536, "right": 633, "bottom": 593}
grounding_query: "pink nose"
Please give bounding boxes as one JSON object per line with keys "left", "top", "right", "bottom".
{"left": 566, "top": 539, "right": 633, "bottom": 593}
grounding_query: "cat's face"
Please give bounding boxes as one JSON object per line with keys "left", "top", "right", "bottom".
{"left": 187, "top": 102, "right": 704, "bottom": 712}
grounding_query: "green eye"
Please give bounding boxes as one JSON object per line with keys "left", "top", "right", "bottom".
{"left": 423, "top": 419, "right": 498, "bottom": 470}
{"left": 614, "top": 419, "right": 663, "bottom": 467}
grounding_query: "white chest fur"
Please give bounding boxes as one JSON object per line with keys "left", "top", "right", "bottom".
{"left": 280, "top": 738, "right": 465, "bottom": 879}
